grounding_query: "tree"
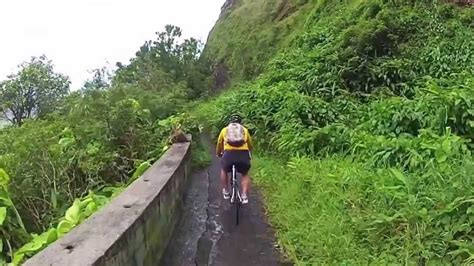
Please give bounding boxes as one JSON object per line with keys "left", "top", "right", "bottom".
{"left": 112, "top": 25, "right": 210, "bottom": 99}
{"left": 82, "top": 67, "right": 112, "bottom": 91}
{"left": 0, "top": 56, "right": 70, "bottom": 126}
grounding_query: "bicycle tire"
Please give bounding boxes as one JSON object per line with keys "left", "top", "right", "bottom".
{"left": 236, "top": 201, "right": 240, "bottom": 225}
{"left": 232, "top": 165, "right": 240, "bottom": 226}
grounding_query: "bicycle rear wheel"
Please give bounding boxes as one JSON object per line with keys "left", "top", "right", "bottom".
{"left": 232, "top": 166, "right": 240, "bottom": 226}
{"left": 236, "top": 201, "right": 240, "bottom": 225}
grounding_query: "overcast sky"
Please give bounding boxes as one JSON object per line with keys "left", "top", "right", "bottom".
{"left": 0, "top": 0, "right": 224, "bottom": 89}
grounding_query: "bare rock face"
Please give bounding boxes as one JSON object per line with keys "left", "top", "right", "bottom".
{"left": 445, "top": 0, "right": 473, "bottom": 6}
{"left": 219, "top": 0, "right": 237, "bottom": 18}
{"left": 212, "top": 61, "right": 231, "bottom": 91}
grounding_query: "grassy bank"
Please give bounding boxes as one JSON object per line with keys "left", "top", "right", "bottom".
{"left": 197, "top": 0, "right": 474, "bottom": 264}
{"left": 251, "top": 154, "right": 473, "bottom": 265}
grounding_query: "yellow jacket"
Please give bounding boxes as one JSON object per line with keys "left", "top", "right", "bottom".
{"left": 216, "top": 125, "right": 252, "bottom": 155}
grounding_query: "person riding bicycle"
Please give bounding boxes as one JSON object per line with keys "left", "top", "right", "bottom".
{"left": 216, "top": 113, "right": 252, "bottom": 204}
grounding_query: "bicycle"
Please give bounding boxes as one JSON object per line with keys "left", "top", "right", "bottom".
{"left": 229, "top": 164, "right": 242, "bottom": 226}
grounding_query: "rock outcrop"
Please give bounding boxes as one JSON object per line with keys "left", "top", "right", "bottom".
{"left": 219, "top": 0, "right": 238, "bottom": 18}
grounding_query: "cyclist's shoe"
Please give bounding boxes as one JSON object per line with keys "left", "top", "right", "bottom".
{"left": 222, "top": 189, "right": 230, "bottom": 200}
{"left": 241, "top": 193, "right": 249, "bottom": 204}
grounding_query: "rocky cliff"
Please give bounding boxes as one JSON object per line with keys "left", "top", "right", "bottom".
{"left": 203, "top": 0, "right": 314, "bottom": 88}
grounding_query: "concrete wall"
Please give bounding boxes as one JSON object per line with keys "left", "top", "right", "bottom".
{"left": 24, "top": 142, "right": 191, "bottom": 266}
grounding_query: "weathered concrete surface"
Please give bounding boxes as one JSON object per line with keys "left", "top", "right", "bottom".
{"left": 161, "top": 137, "right": 292, "bottom": 265}
{"left": 159, "top": 168, "right": 209, "bottom": 265}
{"left": 24, "top": 142, "right": 191, "bottom": 266}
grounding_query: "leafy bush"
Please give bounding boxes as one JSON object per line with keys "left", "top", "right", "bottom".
{"left": 0, "top": 169, "right": 28, "bottom": 265}
{"left": 0, "top": 24, "right": 209, "bottom": 264}
{"left": 11, "top": 185, "right": 124, "bottom": 265}
{"left": 197, "top": 0, "right": 474, "bottom": 264}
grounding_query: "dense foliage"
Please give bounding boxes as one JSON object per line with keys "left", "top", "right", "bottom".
{"left": 0, "top": 25, "right": 206, "bottom": 264}
{"left": 203, "top": 0, "right": 314, "bottom": 82}
{"left": 0, "top": 56, "right": 70, "bottom": 126}
{"left": 197, "top": 0, "right": 474, "bottom": 264}
{"left": 114, "top": 25, "right": 211, "bottom": 101}
{"left": 1, "top": 0, "right": 473, "bottom": 264}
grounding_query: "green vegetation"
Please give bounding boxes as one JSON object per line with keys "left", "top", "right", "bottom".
{"left": 197, "top": 0, "right": 474, "bottom": 264}
{"left": 0, "top": 56, "right": 70, "bottom": 127}
{"left": 1, "top": 0, "right": 473, "bottom": 265}
{"left": 10, "top": 183, "right": 124, "bottom": 265}
{"left": 0, "top": 25, "right": 206, "bottom": 264}
{"left": 203, "top": 0, "right": 314, "bottom": 82}
{"left": 192, "top": 142, "right": 212, "bottom": 170}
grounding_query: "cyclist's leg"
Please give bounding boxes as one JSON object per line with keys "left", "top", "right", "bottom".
{"left": 239, "top": 171, "right": 250, "bottom": 204}
{"left": 220, "top": 152, "right": 231, "bottom": 199}
{"left": 236, "top": 151, "right": 251, "bottom": 202}
{"left": 220, "top": 168, "right": 230, "bottom": 191}
{"left": 241, "top": 173, "right": 250, "bottom": 196}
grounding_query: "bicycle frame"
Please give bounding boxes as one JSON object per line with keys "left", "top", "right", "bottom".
{"left": 230, "top": 165, "right": 241, "bottom": 225}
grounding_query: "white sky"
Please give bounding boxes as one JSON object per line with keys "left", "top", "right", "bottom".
{"left": 0, "top": 0, "right": 224, "bottom": 89}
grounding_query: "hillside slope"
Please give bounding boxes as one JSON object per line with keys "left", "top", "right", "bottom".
{"left": 198, "top": 0, "right": 474, "bottom": 264}
{"left": 203, "top": 0, "right": 314, "bottom": 87}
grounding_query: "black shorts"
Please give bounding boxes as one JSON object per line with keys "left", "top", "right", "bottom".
{"left": 221, "top": 150, "right": 251, "bottom": 175}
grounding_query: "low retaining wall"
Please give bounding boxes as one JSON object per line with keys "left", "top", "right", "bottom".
{"left": 24, "top": 142, "right": 191, "bottom": 266}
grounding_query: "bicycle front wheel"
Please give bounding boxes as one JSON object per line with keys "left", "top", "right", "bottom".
{"left": 232, "top": 165, "right": 240, "bottom": 226}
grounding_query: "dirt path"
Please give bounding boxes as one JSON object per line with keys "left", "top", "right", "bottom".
{"left": 161, "top": 137, "right": 290, "bottom": 266}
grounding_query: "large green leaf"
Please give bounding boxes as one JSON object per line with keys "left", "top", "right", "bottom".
{"left": 83, "top": 201, "right": 98, "bottom": 218}
{"left": 435, "top": 148, "right": 447, "bottom": 163}
{"left": 389, "top": 168, "right": 407, "bottom": 187}
{"left": 0, "top": 207, "right": 6, "bottom": 225}
{"left": 57, "top": 220, "right": 73, "bottom": 236}
{"left": 58, "top": 137, "right": 75, "bottom": 151}
{"left": 0, "top": 169, "right": 9, "bottom": 187}
{"left": 130, "top": 161, "right": 152, "bottom": 182}
{"left": 0, "top": 189, "right": 11, "bottom": 206}
{"left": 12, "top": 253, "right": 25, "bottom": 266}
{"left": 14, "top": 228, "right": 58, "bottom": 261}
{"left": 12, "top": 228, "right": 56, "bottom": 265}
{"left": 50, "top": 189, "right": 58, "bottom": 210}
{"left": 441, "top": 138, "right": 452, "bottom": 154}
{"left": 14, "top": 236, "right": 45, "bottom": 255}
{"left": 45, "top": 228, "right": 58, "bottom": 244}
{"left": 65, "top": 200, "right": 81, "bottom": 225}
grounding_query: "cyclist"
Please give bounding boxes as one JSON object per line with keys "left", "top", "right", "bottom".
{"left": 216, "top": 113, "right": 252, "bottom": 204}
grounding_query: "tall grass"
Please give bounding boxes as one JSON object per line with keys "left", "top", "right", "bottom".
{"left": 252, "top": 154, "right": 474, "bottom": 264}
